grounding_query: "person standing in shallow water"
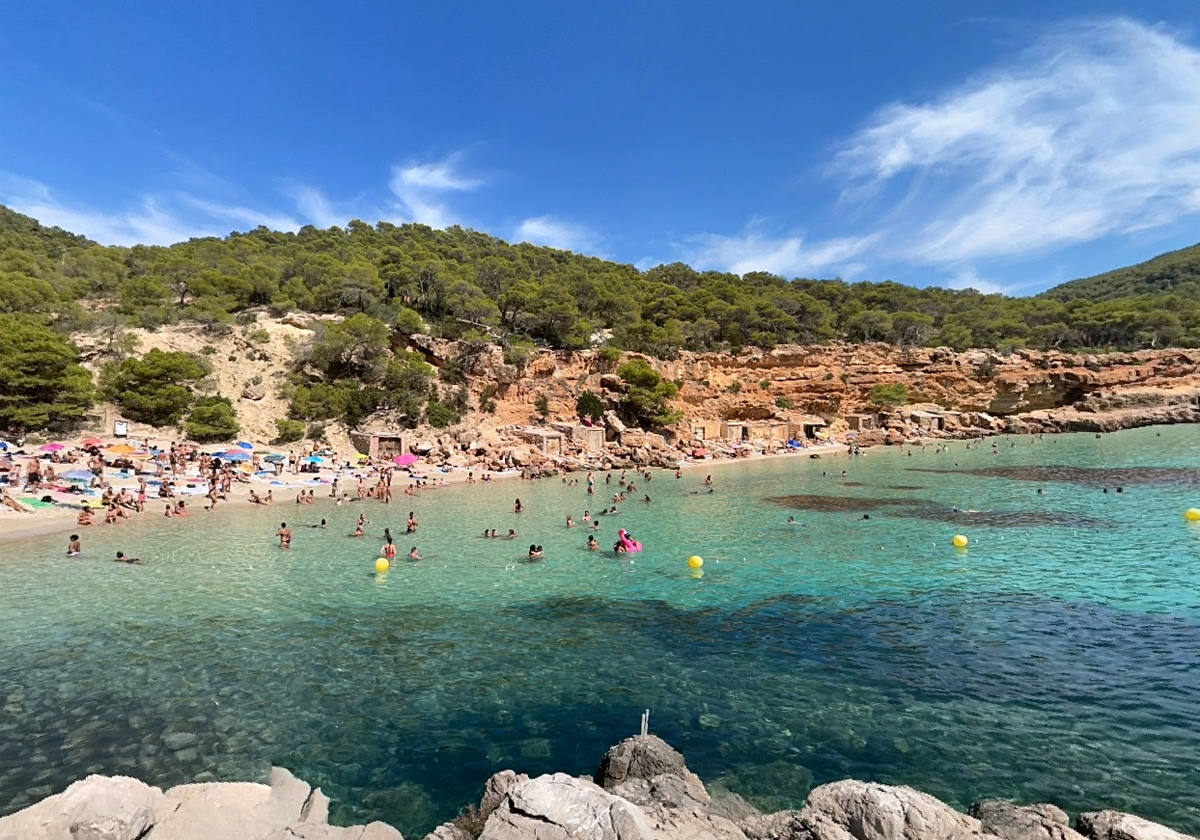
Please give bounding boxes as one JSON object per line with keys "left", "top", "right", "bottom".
{"left": 276, "top": 522, "right": 292, "bottom": 549}
{"left": 513, "top": 498, "right": 524, "bottom": 513}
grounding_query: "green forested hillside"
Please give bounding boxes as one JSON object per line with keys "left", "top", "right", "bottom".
{"left": 2, "top": 204, "right": 1199, "bottom": 355}
{"left": 1041, "top": 242, "right": 1200, "bottom": 303}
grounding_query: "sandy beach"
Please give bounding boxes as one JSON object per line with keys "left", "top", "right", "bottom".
{"left": 0, "top": 431, "right": 849, "bottom": 547}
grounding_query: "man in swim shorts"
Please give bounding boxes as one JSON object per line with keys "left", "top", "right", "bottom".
{"left": 277, "top": 522, "right": 292, "bottom": 549}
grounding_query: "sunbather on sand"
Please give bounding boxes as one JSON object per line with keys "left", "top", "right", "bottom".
{"left": 2, "top": 490, "right": 31, "bottom": 513}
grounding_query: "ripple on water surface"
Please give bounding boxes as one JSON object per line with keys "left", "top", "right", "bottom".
{"left": 1, "top": 426, "right": 1199, "bottom": 837}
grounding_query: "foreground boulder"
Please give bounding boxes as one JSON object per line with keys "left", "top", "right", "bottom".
{"left": 594, "top": 735, "right": 691, "bottom": 790}
{"left": 742, "top": 780, "right": 1004, "bottom": 840}
{"left": 5, "top": 735, "right": 1197, "bottom": 840}
{"left": 803, "top": 780, "right": 999, "bottom": 840}
{"left": 0, "top": 767, "right": 402, "bottom": 840}
{"left": 0, "top": 774, "right": 163, "bottom": 840}
{"left": 1077, "top": 810, "right": 1197, "bottom": 840}
{"left": 478, "top": 773, "right": 653, "bottom": 840}
{"left": 968, "top": 800, "right": 1084, "bottom": 840}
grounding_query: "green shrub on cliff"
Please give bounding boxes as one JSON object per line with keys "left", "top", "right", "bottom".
{"left": 185, "top": 396, "right": 240, "bottom": 442}
{"left": 616, "top": 359, "right": 681, "bottom": 428}
{"left": 273, "top": 418, "right": 306, "bottom": 444}
{"left": 100, "top": 349, "right": 210, "bottom": 426}
{"left": 869, "top": 382, "right": 910, "bottom": 408}
{"left": 576, "top": 390, "right": 606, "bottom": 422}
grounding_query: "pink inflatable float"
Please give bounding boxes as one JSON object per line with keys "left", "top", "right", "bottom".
{"left": 614, "top": 528, "right": 643, "bottom": 554}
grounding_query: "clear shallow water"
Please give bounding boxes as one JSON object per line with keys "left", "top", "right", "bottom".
{"left": 2, "top": 426, "right": 1199, "bottom": 836}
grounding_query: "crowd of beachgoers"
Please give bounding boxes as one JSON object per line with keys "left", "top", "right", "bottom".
{"left": 0, "top": 431, "right": 795, "bottom": 541}
{"left": 0, "top": 434, "right": 517, "bottom": 542}
{"left": 0, "top": 430, "right": 854, "bottom": 560}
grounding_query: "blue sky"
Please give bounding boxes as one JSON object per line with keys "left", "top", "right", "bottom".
{"left": 3, "top": 2, "right": 1200, "bottom": 294}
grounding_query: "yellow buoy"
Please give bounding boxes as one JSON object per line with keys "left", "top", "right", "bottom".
{"left": 375, "top": 557, "right": 390, "bottom": 572}
{"left": 687, "top": 555, "right": 704, "bottom": 569}
{"left": 1186, "top": 508, "right": 1200, "bottom": 522}
{"left": 951, "top": 534, "right": 969, "bottom": 549}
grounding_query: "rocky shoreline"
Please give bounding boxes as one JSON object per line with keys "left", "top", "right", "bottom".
{"left": 3, "top": 734, "right": 1193, "bottom": 840}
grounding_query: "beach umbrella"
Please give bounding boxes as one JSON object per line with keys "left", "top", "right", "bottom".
{"left": 41, "top": 443, "right": 66, "bottom": 452}
{"left": 106, "top": 443, "right": 137, "bottom": 455}
{"left": 393, "top": 453, "right": 419, "bottom": 467}
{"left": 263, "top": 453, "right": 285, "bottom": 463}
{"left": 63, "top": 470, "right": 95, "bottom": 482}
{"left": 237, "top": 441, "right": 254, "bottom": 449}
{"left": 302, "top": 455, "right": 324, "bottom": 464}
{"left": 355, "top": 452, "right": 369, "bottom": 462}
{"left": 221, "top": 451, "right": 251, "bottom": 462}
{"left": 81, "top": 437, "right": 105, "bottom": 447}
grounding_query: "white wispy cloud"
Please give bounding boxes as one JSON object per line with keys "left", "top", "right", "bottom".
{"left": 833, "top": 17, "right": 1200, "bottom": 264}
{"left": 515, "top": 215, "right": 602, "bottom": 253}
{"left": 279, "top": 183, "right": 350, "bottom": 229}
{"left": 679, "top": 221, "right": 877, "bottom": 277}
{"left": 1, "top": 173, "right": 316, "bottom": 246}
{"left": 0, "top": 174, "right": 223, "bottom": 246}
{"left": 177, "top": 195, "right": 302, "bottom": 232}
{"left": 943, "top": 267, "right": 1007, "bottom": 296}
{"left": 388, "top": 152, "right": 483, "bottom": 228}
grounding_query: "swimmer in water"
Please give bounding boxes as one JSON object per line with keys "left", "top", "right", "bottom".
{"left": 277, "top": 522, "right": 292, "bottom": 549}
{"left": 409, "top": 546, "right": 421, "bottom": 561}
{"left": 587, "top": 534, "right": 599, "bottom": 551}
{"left": 382, "top": 537, "right": 397, "bottom": 562}
{"left": 566, "top": 515, "right": 575, "bottom": 527}
{"left": 786, "top": 516, "right": 796, "bottom": 525}
{"left": 67, "top": 534, "right": 81, "bottom": 556}
{"left": 513, "top": 498, "right": 524, "bottom": 513}
{"left": 114, "top": 551, "right": 142, "bottom": 564}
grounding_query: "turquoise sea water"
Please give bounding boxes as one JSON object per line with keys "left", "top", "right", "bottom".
{"left": 2, "top": 426, "right": 1199, "bottom": 836}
